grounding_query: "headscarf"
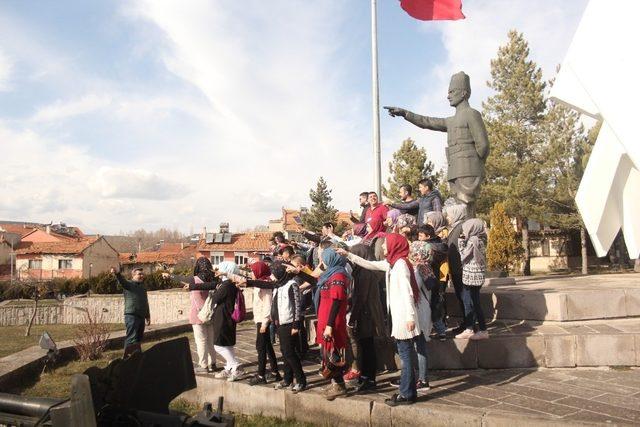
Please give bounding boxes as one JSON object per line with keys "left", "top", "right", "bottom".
{"left": 384, "top": 233, "right": 421, "bottom": 303}
{"left": 217, "top": 261, "right": 239, "bottom": 276}
{"left": 193, "top": 256, "right": 215, "bottom": 282}
{"left": 386, "top": 209, "right": 402, "bottom": 228}
{"left": 364, "top": 216, "right": 386, "bottom": 242}
{"left": 460, "top": 219, "right": 487, "bottom": 267}
{"left": 315, "top": 247, "right": 351, "bottom": 311}
{"left": 250, "top": 261, "right": 271, "bottom": 281}
{"left": 426, "top": 211, "right": 447, "bottom": 235}
{"left": 409, "top": 240, "right": 436, "bottom": 282}
{"left": 317, "top": 248, "right": 350, "bottom": 289}
{"left": 444, "top": 203, "right": 468, "bottom": 230}
{"left": 397, "top": 213, "right": 416, "bottom": 230}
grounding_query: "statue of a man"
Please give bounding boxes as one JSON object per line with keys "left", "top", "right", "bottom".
{"left": 385, "top": 71, "right": 489, "bottom": 216}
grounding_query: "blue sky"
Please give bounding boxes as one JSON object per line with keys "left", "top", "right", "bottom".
{"left": 0, "top": 0, "right": 588, "bottom": 234}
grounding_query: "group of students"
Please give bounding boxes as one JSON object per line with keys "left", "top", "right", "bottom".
{"left": 115, "top": 179, "right": 489, "bottom": 406}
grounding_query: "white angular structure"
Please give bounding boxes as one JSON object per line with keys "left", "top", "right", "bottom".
{"left": 550, "top": 0, "right": 640, "bottom": 258}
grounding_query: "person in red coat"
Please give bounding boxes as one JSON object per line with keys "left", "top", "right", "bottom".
{"left": 316, "top": 247, "right": 350, "bottom": 401}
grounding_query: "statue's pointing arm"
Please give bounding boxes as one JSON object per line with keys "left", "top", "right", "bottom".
{"left": 404, "top": 111, "right": 448, "bottom": 132}
{"left": 468, "top": 110, "right": 489, "bottom": 159}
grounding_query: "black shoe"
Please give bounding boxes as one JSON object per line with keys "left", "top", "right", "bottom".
{"left": 385, "top": 393, "right": 416, "bottom": 407}
{"left": 248, "top": 375, "right": 267, "bottom": 386}
{"left": 451, "top": 326, "right": 466, "bottom": 336}
{"left": 266, "top": 372, "right": 282, "bottom": 383}
{"left": 390, "top": 378, "right": 401, "bottom": 387}
{"left": 416, "top": 380, "right": 430, "bottom": 391}
{"left": 437, "top": 333, "right": 447, "bottom": 341}
{"left": 356, "top": 379, "right": 377, "bottom": 393}
{"left": 208, "top": 364, "right": 222, "bottom": 373}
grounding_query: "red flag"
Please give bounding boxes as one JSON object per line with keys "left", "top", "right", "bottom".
{"left": 400, "top": 0, "right": 465, "bottom": 21}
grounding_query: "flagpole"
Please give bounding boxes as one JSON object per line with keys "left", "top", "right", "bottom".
{"left": 371, "top": 0, "right": 382, "bottom": 197}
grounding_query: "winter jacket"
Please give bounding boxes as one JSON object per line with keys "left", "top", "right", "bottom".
{"left": 390, "top": 189, "right": 443, "bottom": 226}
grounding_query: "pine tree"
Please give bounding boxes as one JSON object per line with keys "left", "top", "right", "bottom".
{"left": 480, "top": 30, "right": 547, "bottom": 275}
{"left": 487, "top": 202, "right": 522, "bottom": 273}
{"left": 302, "top": 177, "right": 339, "bottom": 233}
{"left": 383, "top": 138, "right": 441, "bottom": 202}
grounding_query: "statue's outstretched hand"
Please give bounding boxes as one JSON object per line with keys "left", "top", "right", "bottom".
{"left": 384, "top": 106, "right": 407, "bottom": 118}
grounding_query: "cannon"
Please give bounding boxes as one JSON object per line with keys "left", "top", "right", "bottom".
{"left": 0, "top": 337, "right": 234, "bottom": 426}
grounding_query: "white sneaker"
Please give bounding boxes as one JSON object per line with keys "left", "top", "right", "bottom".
{"left": 470, "top": 330, "right": 489, "bottom": 340}
{"left": 455, "top": 329, "right": 475, "bottom": 339}
{"left": 228, "top": 368, "right": 245, "bottom": 382}
{"left": 215, "top": 369, "right": 230, "bottom": 379}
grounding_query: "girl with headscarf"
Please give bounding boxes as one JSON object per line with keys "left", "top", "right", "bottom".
{"left": 456, "top": 219, "right": 489, "bottom": 340}
{"left": 363, "top": 216, "right": 386, "bottom": 246}
{"left": 165, "top": 256, "right": 219, "bottom": 374}
{"left": 315, "top": 248, "right": 350, "bottom": 401}
{"left": 247, "top": 261, "right": 282, "bottom": 386}
{"left": 242, "top": 262, "right": 307, "bottom": 393}
{"left": 443, "top": 201, "right": 470, "bottom": 335}
{"left": 207, "top": 261, "right": 243, "bottom": 381}
{"left": 338, "top": 234, "right": 430, "bottom": 407}
{"left": 425, "top": 211, "right": 448, "bottom": 240}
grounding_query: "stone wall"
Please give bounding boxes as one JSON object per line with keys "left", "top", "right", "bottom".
{"left": 0, "top": 288, "right": 255, "bottom": 326}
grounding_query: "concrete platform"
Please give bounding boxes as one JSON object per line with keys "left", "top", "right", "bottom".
{"left": 183, "top": 325, "right": 640, "bottom": 426}
{"left": 446, "top": 273, "right": 640, "bottom": 322}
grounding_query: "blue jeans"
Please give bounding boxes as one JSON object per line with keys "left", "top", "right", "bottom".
{"left": 396, "top": 338, "right": 417, "bottom": 400}
{"left": 461, "top": 285, "right": 486, "bottom": 331}
{"left": 433, "top": 318, "right": 446, "bottom": 335}
{"left": 414, "top": 334, "right": 428, "bottom": 382}
{"left": 124, "top": 314, "right": 145, "bottom": 347}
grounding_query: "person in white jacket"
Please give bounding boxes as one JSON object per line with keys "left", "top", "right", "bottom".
{"left": 337, "top": 233, "right": 430, "bottom": 406}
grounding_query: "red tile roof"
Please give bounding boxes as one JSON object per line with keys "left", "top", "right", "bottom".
{"left": 14, "top": 237, "right": 99, "bottom": 256}
{"left": 0, "top": 223, "right": 37, "bottom": 236}
{"left": 279, "top": 208, "right": 353, "bottom": 232}
{"left": 120, "top": 244, "right": 196, "bottom": 265}
{"left": 197, "top": 232, "right": 271, "bottom": 252}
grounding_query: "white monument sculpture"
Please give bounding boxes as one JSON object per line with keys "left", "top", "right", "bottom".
{"left": 550, "top": 0, "right": 640, "bottom": 259}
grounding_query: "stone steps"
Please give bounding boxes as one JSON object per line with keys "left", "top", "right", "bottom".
{"left": 424, "top": 318, "right": 640, "bottom": 369}
{"left": 444, "top": 283, "right": 640, "bottom": 321}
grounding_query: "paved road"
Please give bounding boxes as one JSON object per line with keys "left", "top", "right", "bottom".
{"left": 189, "top": 323, "right": 640, "bottom": 425}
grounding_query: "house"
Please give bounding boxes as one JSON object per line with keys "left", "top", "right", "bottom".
{"left": 13, "top": 227, "right": 119, "bottom": 280}
{"left": 196, "top": 224, "right": 271, "bottom": 267}
{"left": 268, "top": 207, "right": 353, "bottom": 240}
{"left": 119, "top": 242, "right": 196, "bottom": 275}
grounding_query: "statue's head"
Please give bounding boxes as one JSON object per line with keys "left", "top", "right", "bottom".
{"left": 448, "top": 71, "right": 471, "bottom": 106}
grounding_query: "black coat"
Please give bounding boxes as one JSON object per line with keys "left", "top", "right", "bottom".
{"left": 211, "top": 280, "right": 238, "bottom": 346}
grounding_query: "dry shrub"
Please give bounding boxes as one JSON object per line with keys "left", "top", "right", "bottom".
{"left": 73, "top": 310, "right": 111, "bottom": 361}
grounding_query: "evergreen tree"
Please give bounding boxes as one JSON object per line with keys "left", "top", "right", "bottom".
{"left": 480, "top": 30, "right": 547, "bottom": 275}
{"left": 302, "top": 177, "right": 339, "bottom": 233}
{"left": 487, "top": 202, "right": 522, "bottom": 273}
{"left": 383, "top": 138, "right": 441, "bottom": 202}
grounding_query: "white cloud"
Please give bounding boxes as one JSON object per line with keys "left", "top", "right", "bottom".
{"left": 91, "top": 167, "right": 188, "bottom": 200}
{"left": 30, "top": 93, "right": 113, "bottom": 122}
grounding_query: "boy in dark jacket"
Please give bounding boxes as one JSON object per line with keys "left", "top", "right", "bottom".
{"left": 111, "top": 266, "right": 150, "bottom": 355}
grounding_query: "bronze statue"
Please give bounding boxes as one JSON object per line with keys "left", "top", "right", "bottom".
{"left": 385, "top": 71, "right": 489, "bottom": 217}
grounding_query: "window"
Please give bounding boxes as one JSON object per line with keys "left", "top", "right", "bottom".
{"left": 210, "top": 253, "right": 224, "bottom": 266}
{"left": 541, "top": 239, "right": 550, "bottom": 257}
{"left": 234, "top": 254, "right": 248, "bottom": 266}
{"left": 28, "top": 259, "right": 42, "bottom": 269}
{"left": 58, "top": 259, "right": 73, "bottom": 269}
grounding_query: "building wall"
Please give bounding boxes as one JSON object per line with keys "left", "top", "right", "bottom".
{"left": 81, "top": 238, "right": 119, "bottom": 278}
{"left": 16, "top": 255, "right": 83, "bottom": 280}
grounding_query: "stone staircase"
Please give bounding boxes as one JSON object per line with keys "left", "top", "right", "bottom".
{"left": 433, "top": 273, "right": 640, "bottom": 369}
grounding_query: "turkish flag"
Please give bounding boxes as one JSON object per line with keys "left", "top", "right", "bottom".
{"left": 400, "top": 0, "right": 465, "bottom": 21}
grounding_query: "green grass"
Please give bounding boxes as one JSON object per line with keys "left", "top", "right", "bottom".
{"left": 0, "top": 323, "right": 124, "bottom": 358}
{"left": 11, "top": 331, "right": 317, "bottom": 427}
{"left": 11, "top": 332, "right": 192, "bottom": 398}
